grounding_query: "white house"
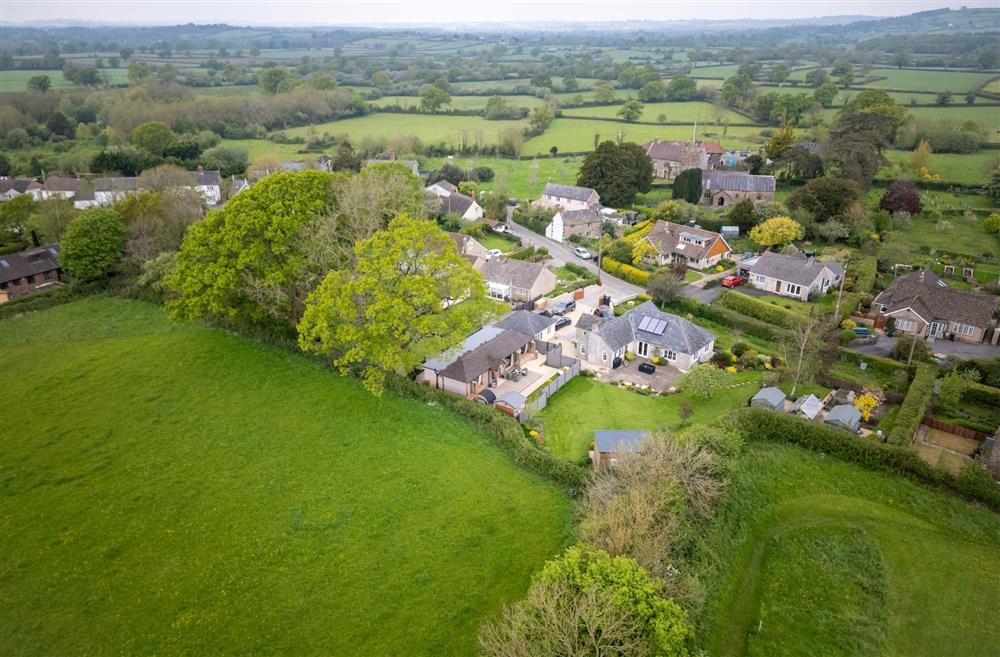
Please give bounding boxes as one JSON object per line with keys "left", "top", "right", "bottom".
{"left": 575, "top": 301, "right": 715, "bottom": 371}
{"left": 0, "top": 178, "right": 43, "bottom": 201}
{"left": 743, "top": 251, "right": 843, "bottom": 301}
{"left": 642, "top": 221, "right": 732, "bottom": 270}
{"left": 440, "top": 192, "right": 484, "bottom": 221}
{"left": 426, "top": 180, "right": 458, "bottom": 197}
{"left": 538, "top": 182, "right": 600, "bottom": 212}
{"left": 191, "top": 170, "right": 223, "bottom": 205}
{"left": 478, "top": 256, "right": 557, "bottom": 305}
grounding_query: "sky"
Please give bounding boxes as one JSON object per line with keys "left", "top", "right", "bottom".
{"left": 1, "top": 0, "right": 995, "bottom": 26}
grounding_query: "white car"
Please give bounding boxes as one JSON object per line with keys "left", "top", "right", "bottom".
{"left": 574, "top": 247, "right": 593, "bottom": 259}
{"left": 493, "top": 223, "right": 510, "bottom": 234}
{"left": 485, "top": 249, "right": 504, "bottom": 259}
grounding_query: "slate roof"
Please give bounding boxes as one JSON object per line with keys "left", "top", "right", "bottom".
{"left": 496, "top": 310, "right": 558, "bottom": 337}
{"left": 751, "top": 386, "right": 787, "bottom": 410}
{"left": 479, "top": 257, "right": 548, "bottom": 290}
{"left": 543, "top": 182, "right": 598, "bottom": 203}
{"left": 0, "top": 178, "right": 41, "bottom": 194}
{"left": 95, "top": 177, "right": 139, "bottom": 192}
{"left": 750, "top": 251, "right": 843, "bottom": 287}
{"left": 560, "top": 208, "right": 603, "bottom": 226}
{"left": 441, "top": 192, "right": 477, "bottom": 216}
{"left": 644, "top": 220, "right": 729, "bottom": 262}
{"left": 192, "top": 170, "right": 222, "bottom": 186}
{"left": 702, "top": 171, "right": 775, "bottom": 193}
{"left": 428, "top": 180, "right": 458, "bottom": 193}
{"left": 43, "top": 176, "right": 80, "bottom": 192}
{"left": 625, "top": 301, "right": 715, "bottom": 355}
{"left": 0, "top": 244, "right": 60, "bottom": 285}
{"left": 825, "top": 404, "right": 862, "bottom": 429}
{"left": 875, "top": 269, "right": 998, "bottom": 329}
{"left": 438, "top": 329, "right": 533, "bottom": 383}
{"left": 594, "top": 430, "right": 650, "bottom": 454}
{"left": 792, "top": 394, "right": 824, "bottom": 420}
{"left": 643, "top": 140, "right": 688, "bottom": 161}
{"left": 446, "top": 232, "right": 482, "bottom": 256}
{"left": 424, "top": 325, "right": 505, "bottom": 372}
{"left": 592, "top": 314, "right": 636, "bottom": 352}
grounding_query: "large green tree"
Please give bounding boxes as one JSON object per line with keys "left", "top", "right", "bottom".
{"left": 787, "top": 177, "right": 861, "bottom": 222}
{"left": 420, "top": 85, "right": 451, "bottom": 112}
{"left": 617, "top": 99, "right": 645, "bottom": 123}
{"left": 130, "top": 121, "right": 177, "bottom": 156}
{"left": 60, "top": 208, "right": 127, "bottom": 281}
{"left": 297, "top": 215, "right": 490, "bottom": 396}
{"left": 671, "top": 168, "right": 702, "bottom": 204}
{"left": 577, "top": 140, "right": 653, "bottom": 207}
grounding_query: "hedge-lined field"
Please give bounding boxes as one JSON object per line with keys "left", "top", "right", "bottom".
{"left": 420, "top": 155, "right": 583, "bottom": 199}
{"left": 522, "top": 118, "right": 765, "bottom": 155}
{"left": 277, "top": 113, "right": 529, "bottom": 146}
{"left": 0, "top": 297, "right": 572, "bottom": 657}
{"left": 562, "top": 101, "right": 748, "bottom": 123}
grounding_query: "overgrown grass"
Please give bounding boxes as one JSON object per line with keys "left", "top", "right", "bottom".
{"left": 0, "top": 297, "right": 572, "bottom": 657}
{"left": 698, "top": 441, "right": 1000, "bottom": 657}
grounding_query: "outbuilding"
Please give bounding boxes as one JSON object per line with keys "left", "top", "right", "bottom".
{"left": 750, "top": 386, "right": 786, "bottom": 411}
{"left": 824, "top": 404, "right": 862, "bottom": 433}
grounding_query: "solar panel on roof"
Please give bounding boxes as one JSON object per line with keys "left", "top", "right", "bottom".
{"left": 637, "top": 316, "right": 652, "bottom": 331}
{"left": 653, "top": 319, "right": 667, "bottom": 335}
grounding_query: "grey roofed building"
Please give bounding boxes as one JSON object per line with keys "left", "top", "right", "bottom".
{"left": 594, "top": 430, "right": 650, "bottom": 454}
{"left": 95, "top": 177, "right": 139, "bottom": 191}
{"left": 438, "top": 329, "right": 533, "bottom": 383}
{"left": 825, "top": 404, "right": 862, "bottom": 432}
{"left": 626, "top": 301, "right": 715, "bottom": 355}
{"left": 543, "top": 182, "right": 598, "bottom": 202}
{"left": 750, "top": 251, "right": 844, "bottom": 287}
{"left": 428, "top": 180, "right": 457, "bottom": 193}
{"left": 43, "top": 176, "right": 81, "bottom": 192}
{"left": 590, "top": 314, "right": 636, "bottom": 352}
{"left": 423, "top": 325, "right": 505, "bottom": 372}
{"left": 441, "top": 192, "right": 476, "bottom": 215}
{"left": 496, "top": 310, "right": 558, "bottom": 337}
{"left": 0, "top": 244, "right": 60, "bottom": 286}
{"left": 0, "top": 178, "right": 42, "bottom": 194}
{"left": 479, "top": 256, "right": 547, "bottom": 290}
{"left": 702, "top": 170, "right": 775, "bottom": 193}
{"left": 560, "top": 207, "right": 603, "bottom": 225}
{"left": 192, "top": 170, "right": 223, "bottom": 186}
{"left": 874, "top": 269, "right": 998, "bottom": 330}
{"left": 791, "top": 394, "right": 824, "bottom": 420}
{"left": 750, "top": 386, "right": 787, "bottom": 411}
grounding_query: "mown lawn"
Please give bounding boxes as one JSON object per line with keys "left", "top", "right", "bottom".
{"left": 534, "top": 373, "right": 760, "bottom": 461}
{"left": 0, "top": 297, "right": 572, "bottom": 657}
{"left": 698, "top": 441, "right": 1000, "bottom": 657}
{"left": 421, "top": 155, "right": 583, "bottom": 199}
{"left": 883, "top": 149, "right": 998, "bottom": 185}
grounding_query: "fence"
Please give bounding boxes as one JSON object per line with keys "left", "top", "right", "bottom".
{"left": 520, "top": 358, "right": 581, "bottom": 422}
{"left": 921, "top": 415, "right": 991, "bottom": 443}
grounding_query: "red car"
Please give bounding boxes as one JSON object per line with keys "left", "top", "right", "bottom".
{"left": 721, "top": 275, "right": 744, "bottom": 288}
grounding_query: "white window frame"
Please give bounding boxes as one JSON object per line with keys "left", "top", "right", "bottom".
{"left": 786, "top": 283, "right": 802, "bottom": 296}
{"left": 602, "top": 351, "right": 608, "bottom": 362}
{"left": 753, "top": 274, "right": 766, "bottom": 285}
{"left": 895, "top": 318, "right": 916, "bottom": 332}
{"left": 665, "top": 350, "right": 677, "bottom": 361}
{"left": 953, "top": 323, "right": 975, "bottom": 337}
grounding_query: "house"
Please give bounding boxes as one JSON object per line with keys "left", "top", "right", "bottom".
{"left": 0, "top": 178, "right": 43, "bottom": 201}
{"left": 538, "top": 182, "right": 600, "bottom": 212}
{"left": 365, "top": 154, "right": 419, "bottom": 176}
{"left": 420, "top": 326, "right": 535, "bottom": 397}
{"left": 447, "top": 232, "right": 487, "bottom": 260}
{"left": 825, "top": 404, "right": 862, "bottom": 433}
{"left": 426, "top": 180, "right": 458, "bottom": 197}
{"left": 576, "top": 301, "right": 715, "bottom": 371}
{"left": 642, "top": 220, "right": 732, "bottom": 269}
{"left": 40, "top": 176, "right": 80, "bottom": 200}
{"left": 750, "top": 386, "right": 786, "bottom": 411}
{"left": 191, "top": 169, "right": 223, "bottom": 204}
{"left": 496, "top": 309, "right": 559, "bottom": 342}
{"left": 592, "top": 430, "right": 650, "bottom": 470}
{"left": 478, "top": 256, "right": 556, "bottom": 305}
{"left": 642, "top": 139, "right": 724, "bottom": 180}
{"left": 229, "top": 177, "right": 250, "bottom": 196}
{"left": 545, "top": 207, "right": 604, "bottom": 243}
{"left": 873, "top": 270, "right": 998, "bottom": 344}
{"left": 440, "top": 192, "right": 484, "bottom": 221}
{"left": 94, "top": 177, "right": 139, "bottom": 205}
{"left": 72, "top": 184, "right": 99, "bottom": 210}
{"left": 744, "top": 251, "right": 844, "bottom": 301}
{"left": 0, "top": 244, "right": 61, "bottom": 302}
{"left": 701, "top": 171, "right": 775, "bottom": 207}
{"left": 792, "top": 394, "right": 824, "bottom": 420}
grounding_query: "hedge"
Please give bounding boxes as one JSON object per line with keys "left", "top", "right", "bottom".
{"left": 736, "top": 407, "right": 1000, "bottom": 512}
{"left": 888, "top": 363, "right": 936, "bottom": 445}
{"left": 962, "top": 381, "right": 1000, "bottom": 408}
{"left": 850, "top": 255, "right": 878, "bottom": 294}
{"left": 602, "top": 256, "right": 650, "bottom": 287}
{"left": 665, "top": 296, "right": 791, "bottom": 342}
{"left": 384, "top": 376, "right": 589, "bottom": 493}
{"left": 836, "top": 347, "right": 908, "bottom": 378}
{"left": 715, "top": 290, "right": 800, "bottom": 328}
{"left": 621, "top": 220, "right": 654, "bottom": 245}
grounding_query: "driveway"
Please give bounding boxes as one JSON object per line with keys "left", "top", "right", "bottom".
{"left": 846, "top": 335, "right": 1000, "bottom": 360}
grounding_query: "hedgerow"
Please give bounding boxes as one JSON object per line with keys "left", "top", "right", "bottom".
{"left": 962, "top": 381, "right": 1000, "bottom": 407}
{"left": 602, "top": 256, "right": 650, "bottom": 286}
{"left": 665, "top": 296, "right": 791, "bottom": 342}
{"left": 888, "top": 363, "right": 936, "bottom": 445}
{"left": 715, "top": 290, "right": 800, "bottom": 328}
{"left": 836, "top": 347, "right": 908, "bottom": 378}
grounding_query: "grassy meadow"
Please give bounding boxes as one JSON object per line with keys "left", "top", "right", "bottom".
{"left": 276, "top": 113, "right": 528, "bottom": 147}
{"left": 562, "top": 100, "right": 748, "bottom": 123}
{"left": 861, "top": 67, "right": 996, "bottom": 92}
{"left": 0, "top": 68, "right": 130, "bottom": 92}
{"left": 0, "top": 297, "right": 572, "bottom": 657}
{"left": 699, "top": 441, "right": 1000, "bottom": 657}
{"left": 522, "top": 118, "right": 766, "bottom": 155}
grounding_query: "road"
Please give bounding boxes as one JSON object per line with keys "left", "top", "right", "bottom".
{"left": 505, "top": 216, "right": 724, "bottom": 304}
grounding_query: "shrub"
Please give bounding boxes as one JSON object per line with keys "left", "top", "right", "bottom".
{"left": 891, "top": 335, "right": 934, "bottom": 363}
{"left": 602, "top": 256, "right": 650, "bottom": 286}
{"left": 60, "top": 208, "right": 127, "bottom": 281}
{"left": 841, "top": 319, "right": 857, "bottom": 330}
{"left": 962, "top": 381, "right": 1000, "bottom": 407}
{"left": 888, "top": 363, "right": 936, "bottom": 445}
{"left": 850, "top": 255, "right": 878, "bottom": 293}
{"left": 731, "top": 341, "right": 750, "bottom": 357}
{"left": 715, "top": 290, "right": 800, "bottom": 328}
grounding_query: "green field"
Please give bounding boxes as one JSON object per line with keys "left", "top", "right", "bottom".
{"left": 276, "top": 113, "right": 528, "bottom": 148}
{"left": 821, "top": 105, "right": 1000, "bottom": 137}
{"left": 534, "top": 374, "right": 761, "bottom": 461}
{"left": 217, "top": 138, "right": 310, "bottom": 162}
{"left": 0, "top": 68, "right": 130, "bottom": 92}
{"left": 699, "top": 441, "right": 1000, "bottom": 657}
{"left": 372, "top": 94, "right": 547, "bottom": 110}
{"left": 421, "top": 155, "right": 583, "bottom": 199}
{"left": 0, "top": 297, "right": 572, "bottom": 657}
{"left": 562, "top": 100, "right": 749, "bottom": 123}
{"left": 861, "top": 67, "right": 996, "bottom": 92}
{"left": 884, "top": 149, "right": 998, "bottom": 185}
{"left": 523, "top": 118, "right": 766, "bottom": 155}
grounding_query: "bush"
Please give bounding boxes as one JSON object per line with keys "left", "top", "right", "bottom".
{"left": 665, "top": 296, "right": 790, "bottom": 343}
{"left": 736, "top": 407, "right": 1000, "bottom": 512}
{"left": 888, "top": 363, "right": 936, "bottom": 445}
{"left": 892, "top": 335, "right": 934, "bottom": 363}
{"left": 602, "top": 256, "right": 650, "bottom": 286}
{"left": 731, "top": 341, "right": 750, "bottom": 357}
{"left": 60, "top": 208, "right": 127, "bottom": 281}
{"left": 715, "top": 290, "right": 800, "bottom": 328}
{"left": 850, "top": 255, "right": 878, "bottom": 293}
{"left": 962, "top": 381, "right": 1000, "bottom": 407}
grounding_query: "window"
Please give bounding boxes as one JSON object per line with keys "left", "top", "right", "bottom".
{"left": 580, "top": 344, "right": 586, "bottom": 354}
{"left": 954, "top": 323, "right": 976, "bottom": 337}
{"left": 895, "top": 318, "right": 916, "bottom": 332}
{"left": 753, "top": 274, "right": 766, "bottom": 285}
{"left": 786, "top": 284, "right": 801, "bottom": 296}
{"left": 26, "top": 275, "right": 35, "bottom": 284}
{"left": 665, "top": 350, "right": 677, "bottom": 361}
{"left": 602, "top": 351, "right": 608, "bottom": 362}
{"left": 43, "top": 271, "right": 52, "bottom": 280}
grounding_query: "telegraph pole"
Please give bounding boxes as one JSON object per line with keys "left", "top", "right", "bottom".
{"left": 833, "top": 262, "right": 848, "bottom": 325}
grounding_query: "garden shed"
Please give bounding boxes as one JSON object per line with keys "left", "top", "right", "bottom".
{"left": 592, "top": 430, "right": 650, "bottom": 470}
{"left": 750, "top": 386, "right": 786, "bottom": 411}
{"left": 824, "top": 404, "right": 862, "bottom": 433}
{"left": 792, "top": 394, "right": 824, "bottom": 420}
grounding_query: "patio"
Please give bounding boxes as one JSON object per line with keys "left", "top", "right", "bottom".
{"left": 594, "top": 358, "right": 682, "bottom": 393}
{"left": 491, "top": 354, "right": 563, "bottom": 401}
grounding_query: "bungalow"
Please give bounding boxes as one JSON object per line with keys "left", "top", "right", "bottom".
{"left": 440, "top": 192, "right": 485, "bottom": 221}
{"left": 873, "top": 270, "right": 998, "bottom": 344}
{"left": 478, "top": 256, "right": 557, "bottom": 305}
{"left": 496, "top": 309, "right": 559, "bottom": 342}
{"left": 591, "top": 430, "right": 650, "bottom": 470}
{"left": 701, "top": 171, "right": 775, "bottom": 207}
{"left": 447, "top": 232, "right": 488, "bottom": 261}
{"left": 420, "top": 326, "right": 535, "bottom": 397}
{"left": 0, "top": 244, "right": 61, "bottom": 302}
{"left": 576, "top": 301, "right": 715, "bottom": 371}
{"left": 538, "top": 182, "right": 600, "bottom": 212}
{"left": 642, "top": 139, "right": 723, "bottom": 180}
{"left": 0, "top": 178, "right": 43, "bottom": 201}
{"left": 191, "top": 169, "right": 223, "bottom": 204}
{"left": 792, "top": 394, "right": 824, "bottom": 420}
{"left": 750, "top": 386, "right": 786, "bottom": 411}
{"left": 94, "top": 177, "right": 140, "bottom": 205}
{"left": 545, "top": 207, "right": 604, "bottom": 243}
{"left": 825, "top": 404, "right": 862, "bottom": 433}
{"left": 642, "top": 220, "right": 732, "bottom": 269}
{"left": 426, "top": 180, "right": 458, "bottom": 197}
{"left": 40, "top": 176, "right": 80, "bottom": 200}
{"left": 744, "top": 251, "right": 844, "bottom": 301}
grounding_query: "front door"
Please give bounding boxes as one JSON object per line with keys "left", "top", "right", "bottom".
{"left": 637, "top": 342, "right": 649, "bottom": 357}
{"left": 775, "top": 280, "right": 782, "bottom": 293}
{"left": 929, "top": 321, "right": 946, "bottom": 338}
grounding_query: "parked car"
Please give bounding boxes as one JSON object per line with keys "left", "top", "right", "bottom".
{"left": 721, "top": 275, "right": 743, "bottom": 288}
{"left": 493, "top": 224, "right": 510, "bottom": 234}
{"left": 534, "top": 308, "right": 553, "bottom": 317}
{"left": 554, "top": 316, "right": 571, "bottom": 330}
{"left": 574, "top": 247, "right": 593, "bottom": 259}
{"left": 485, "top": 248, "right": 504, "bottom": 259}
{"left": 550, "top": 299, "right": 577, "bottom": 315}
{"left": 637, "top": 362, "right": 656, "bottom": 374}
